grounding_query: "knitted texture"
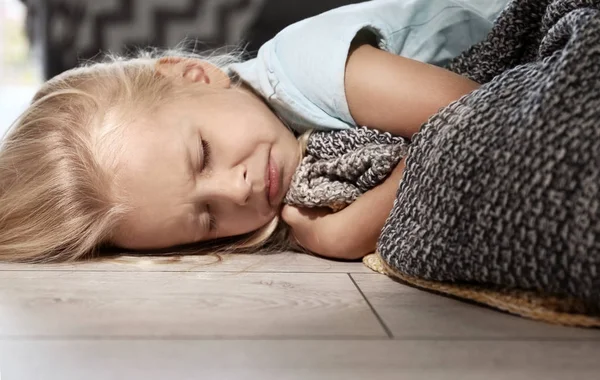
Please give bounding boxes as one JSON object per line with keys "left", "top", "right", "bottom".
{"left": 284, "top": 0, "right": 600, "bottom": 313}
{"left": 284, "top": 127, "right": 409, "bottom": 210}
{"left": 377, "top": 0, "right": 600, "bottom": 310}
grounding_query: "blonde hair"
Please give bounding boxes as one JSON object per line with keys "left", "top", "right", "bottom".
{"left": 0, "top": 46, "right": 291, "bottom": 263}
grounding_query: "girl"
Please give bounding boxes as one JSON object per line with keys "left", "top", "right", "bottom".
{"left": 0, "top": 0, "right": 507, "bottom": 263}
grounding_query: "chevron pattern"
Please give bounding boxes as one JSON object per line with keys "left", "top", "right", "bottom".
{"left": 30, "top": 0, "right": 362, "bottom": 78}
{"left": 37, "top": 0, "right": 264, "bottom": 78}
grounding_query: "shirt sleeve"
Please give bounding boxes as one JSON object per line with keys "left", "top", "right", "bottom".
{"left": 229, "top": 0, "right": 507, "bottom": 134}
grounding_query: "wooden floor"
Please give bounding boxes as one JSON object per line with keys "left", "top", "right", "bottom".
{"left": 0, "top": 252, "right": 599, "bottom": 380}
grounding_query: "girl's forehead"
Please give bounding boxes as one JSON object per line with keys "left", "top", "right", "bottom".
{"left": 115, "top": 117, "right": 189, "bottom": 193}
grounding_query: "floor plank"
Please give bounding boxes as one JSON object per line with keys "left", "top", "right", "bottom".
{"left": 352, "top": 274, "right": 600, "bottom": 339}
{"left": 0, "top": 271, "right": 385, "bottom": 338}
{"left": 1, "top": 339, "right": 599, "bottom": 380}
{"left": 0, "top": 252, "right": 371, "bottom": 273}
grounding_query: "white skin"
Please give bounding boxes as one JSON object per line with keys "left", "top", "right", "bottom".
{"left": 110, "top": 45, "right": 479, "bottom": 259}
{"left": 111, "top": 57, "right": 301, "bottom": 249}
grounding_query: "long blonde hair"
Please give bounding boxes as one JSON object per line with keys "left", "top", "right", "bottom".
{"left": 0, "top": 47, "right": 290, "bottom": 263}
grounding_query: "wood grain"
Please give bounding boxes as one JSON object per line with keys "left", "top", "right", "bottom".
{"left": 1, "top": 258, "right": 599, "bottom": 379}
{"left": 1, "top": 340, "right": 599, "bottom": 380}
{"left": 0, "top": 252, "right": 371, "bottom": 273}
{"left": 0, "top": 271, "right": 385, "bottom": 338}
{"left": 352, "top": 274, "right": 600, "bottom": 339}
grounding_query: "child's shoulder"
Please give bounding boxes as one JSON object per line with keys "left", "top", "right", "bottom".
{"left": 230, "top": 0, "right": 508, "bottom": 133}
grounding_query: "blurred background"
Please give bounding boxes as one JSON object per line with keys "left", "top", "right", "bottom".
{"left": 1, "top": 0, "right": 40, "bottom": 137}
{"left": 0, "top": 0, "right": 368, "bottom": 138}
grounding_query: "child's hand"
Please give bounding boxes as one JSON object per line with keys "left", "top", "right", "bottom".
{"left": 282, "top": 157, "right": 407, "bottom": 261}
{"left": 281, "top": 205, "right": 358, "bottom": 260}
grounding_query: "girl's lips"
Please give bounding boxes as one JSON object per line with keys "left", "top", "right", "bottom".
{"left": 265, "top": 156, "right": 280, "bottom": 205}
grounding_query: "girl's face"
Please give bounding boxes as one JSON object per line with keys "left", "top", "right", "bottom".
{"left": 110, "top": 58, "right": 301, "bottom": 250}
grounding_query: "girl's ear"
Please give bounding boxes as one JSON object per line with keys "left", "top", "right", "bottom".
{"left": 155, "top": 57, "right": 231, "bottom": 88}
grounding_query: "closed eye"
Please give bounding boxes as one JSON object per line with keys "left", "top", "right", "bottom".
{"left": 199, "top": 138, "right": 212, "bottom": 172}
{"left": 206, "top": 204, "right": 217, "bottom": 232}
{"left": 196, "top": 209, "right": 217, "bottom": 238}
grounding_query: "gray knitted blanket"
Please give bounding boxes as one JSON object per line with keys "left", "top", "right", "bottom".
{"left": 286, "top": 0, "right": 600, "bottom": 311}
{"left": 285, "top": 127, "right": 410, "bottom": 210}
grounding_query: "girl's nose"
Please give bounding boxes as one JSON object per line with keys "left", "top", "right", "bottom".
{"left": 210, "top": 165, "right": 251, "bottom": 206}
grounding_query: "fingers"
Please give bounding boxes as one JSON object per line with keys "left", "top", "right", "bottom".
{"left": 281, "top": 205, "right": 334, "bottom": 255}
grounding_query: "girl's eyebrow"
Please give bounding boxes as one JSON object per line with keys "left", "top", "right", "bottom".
{"left": 186, "top": 147, "right": 195, "bottom": 184}
{"left": 184, "top": 134, "right": 198, "bottom": 185}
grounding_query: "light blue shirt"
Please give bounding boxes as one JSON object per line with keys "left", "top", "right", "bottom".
{"left": 230, "top": 0, "right": 508, "bottom": 134}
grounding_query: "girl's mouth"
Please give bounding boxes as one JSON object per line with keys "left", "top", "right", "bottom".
{"left": 265, "top": 155, "right": 280, "bottom": 205}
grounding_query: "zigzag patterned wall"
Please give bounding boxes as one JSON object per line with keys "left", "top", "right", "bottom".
{"left": 26, "top": 0, "right": 365, "bottom": 78}
{"left": 36, "top": 0, "right": 264, "bottom": 77}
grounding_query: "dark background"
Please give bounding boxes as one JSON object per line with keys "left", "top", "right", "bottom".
{"left": 20, "top": 0, "right": 368, "bottom": 80}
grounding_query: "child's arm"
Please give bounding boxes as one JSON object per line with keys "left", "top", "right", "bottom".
{"left": 345, "top": 42, "right": 480, "bottom": 139}
{"left": 282, "top": 157, "right": 406, "bottom": 260}
{"left": 283, "top": 43, "right": 480, "bottom": 260}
